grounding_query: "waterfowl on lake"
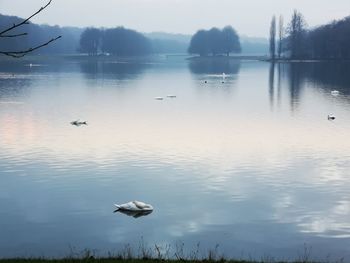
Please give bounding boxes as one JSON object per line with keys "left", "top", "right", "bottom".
{"left": 114, "top": 200, "right": 153, "bottom": 212}
{"left": 331, "top": 90, "right": 339, "bottom": 96}
{"left": 221, "top": 73, "right": 226, "bottom": 83}
{"left": 328, "top": 114, "right": 336, "bottom": 120}
{"left": 70, "top": 120, "right": 88, "bottom": 126}
{"left": 167, "top": 95, "right": 176, "bottom": 98}
{"left": 155, "top": 97, "right": 164, "bottom": 100}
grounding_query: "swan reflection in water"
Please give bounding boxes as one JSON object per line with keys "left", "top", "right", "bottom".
{"left": 114, "top": 209, "right": 153, "bottom": 218}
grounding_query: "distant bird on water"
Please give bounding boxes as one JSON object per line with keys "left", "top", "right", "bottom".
{"left": 70, "top": 120, "right": 88, "bottom": 126}
{"left": 328, "top": 114, "right": 336, "bottom": 120}
{"left": 222, "top": 72, "right": 226, "bottom": 83}
{"left": 331, "top": 90, "right": 339, "bottom": 96}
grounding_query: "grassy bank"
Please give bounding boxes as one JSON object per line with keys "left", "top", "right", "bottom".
{"left": 0, "top": 249, "right": 343, "bottom": 263}
{"left": 0, "top": 242, "right": 343, "bottom": 263}
{"left": 0, "top": 259, "right": 337, "bottom": 263}
{"left": 4, "top": 257, "right": 350, "bottom": 263}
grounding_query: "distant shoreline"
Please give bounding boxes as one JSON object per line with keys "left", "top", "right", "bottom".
{"left": 262, "top": 58, "right": 350, "bottom": 63}
{"left": 187, "top": 55, "right": 350, "bottom": 62}
{"left": 187, "top": 55, "right": 267, "bottom": 61}
{"left": 1, "top": 54, "right": 350, "bottom": 63}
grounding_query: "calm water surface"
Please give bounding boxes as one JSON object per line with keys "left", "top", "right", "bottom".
{"left": 0, "top": 57, "right": 350, "bottom": 260}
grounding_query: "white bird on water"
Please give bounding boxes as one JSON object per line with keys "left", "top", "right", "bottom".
{"left": 222, "top": 72, "right": 226, "bottom": 83}
{"left": 114, "top": 200, "right": 153, "bottom": 212}
{"left": 331, "top": 90, "right": 339, "bottom": 96}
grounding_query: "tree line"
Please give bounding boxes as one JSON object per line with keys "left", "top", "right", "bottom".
{"left": 0, "top": 0, "right": 64, "bottom": 58}
{"left": 188, "top": 26, "right": 241, "bottom": 56}
{"left": 79, "top": 27, "right": 152, "bottom": 56}
{"left": 1, "top": 8, "right": 246, "bottom": 58}
{"left": 0, "top": 13, "right": 78, "bottom": 56}
{"left": 269, "top": 11, "right": 350, "bottom": 60}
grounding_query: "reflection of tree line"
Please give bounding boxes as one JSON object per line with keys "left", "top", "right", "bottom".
{"left": 79, "top": 60, "right": 150, "bottom": 80}
{"left": 188, "top": 58, "right": 240, "bottom": 75}
{"left": 269, "top": 62, "right": 350, "bottom": 111}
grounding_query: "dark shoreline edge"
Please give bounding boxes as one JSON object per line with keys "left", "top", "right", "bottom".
{"left": 0, "top": 258, "right": 344, "bottom": 263}
{"left": 187, "top": 55, "right": 350, "bottom": 63}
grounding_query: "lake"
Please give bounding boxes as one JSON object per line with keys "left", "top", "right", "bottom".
{"left": 0, "top": 56, "right": 350, "bottom": 261}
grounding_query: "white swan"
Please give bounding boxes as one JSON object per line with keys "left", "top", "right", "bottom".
{"left": 155, "top": 97, "right": 164, "bottom": 100}
{"left": 114, "top": 201, "right": 153, "bottom": 212}
{"left": 331, "top": 90, "right": 339, "bottom": 96}
{"left": 221, "top": 73, "right": 226, "bottom": 83}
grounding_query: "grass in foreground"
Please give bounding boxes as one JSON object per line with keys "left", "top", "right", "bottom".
{"left": 0, "top": 243, "right": 345, "bottom": 263}
{"left": 0, "top": 259, "right": 335, "bottom": 263}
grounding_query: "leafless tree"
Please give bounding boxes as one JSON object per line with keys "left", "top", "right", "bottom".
{"left": 0, "top": 0, "right": 61, "bottom": 58}
{"left": 286, "top": 10, "right": 307, "bottom": 59}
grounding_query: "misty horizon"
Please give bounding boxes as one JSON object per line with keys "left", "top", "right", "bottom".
{"left": 0, "top": 0, "right": 349, "bottom": 38}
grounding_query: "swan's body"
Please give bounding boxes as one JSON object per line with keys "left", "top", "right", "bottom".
{"left": 155, "top": 97, "right": 163, "bottom": 100}
{"left": 114, "top": 201, "right": 153, "bottom": 212}
{"left": 167, "top": 95, "right": 176, "bottom": 98}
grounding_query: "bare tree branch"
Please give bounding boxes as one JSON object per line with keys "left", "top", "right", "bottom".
{"left": 0, "top": 33, "right": 28, "bottom": 38}
{"left": 0, "top": 0, "right": 62, "bottom": 58}
{"left": 0, "top": 36, "right": 61, "bottom": 58}
{"left": 0, "top": 0, "right": 52, "bottom": 37}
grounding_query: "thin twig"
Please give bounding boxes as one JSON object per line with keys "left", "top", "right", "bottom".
{"left": 0, "top": 0, "right": 52, "bottom": 36}
{"left": 0, "top": 35, "right": 61, "bottom": 58}
{"left": 0, "top": 33, "right": 28, "bottom": 38}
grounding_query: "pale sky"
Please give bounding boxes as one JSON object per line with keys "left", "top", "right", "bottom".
{"left": 0, "top": 0, "right": 349, "bottom": 37}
